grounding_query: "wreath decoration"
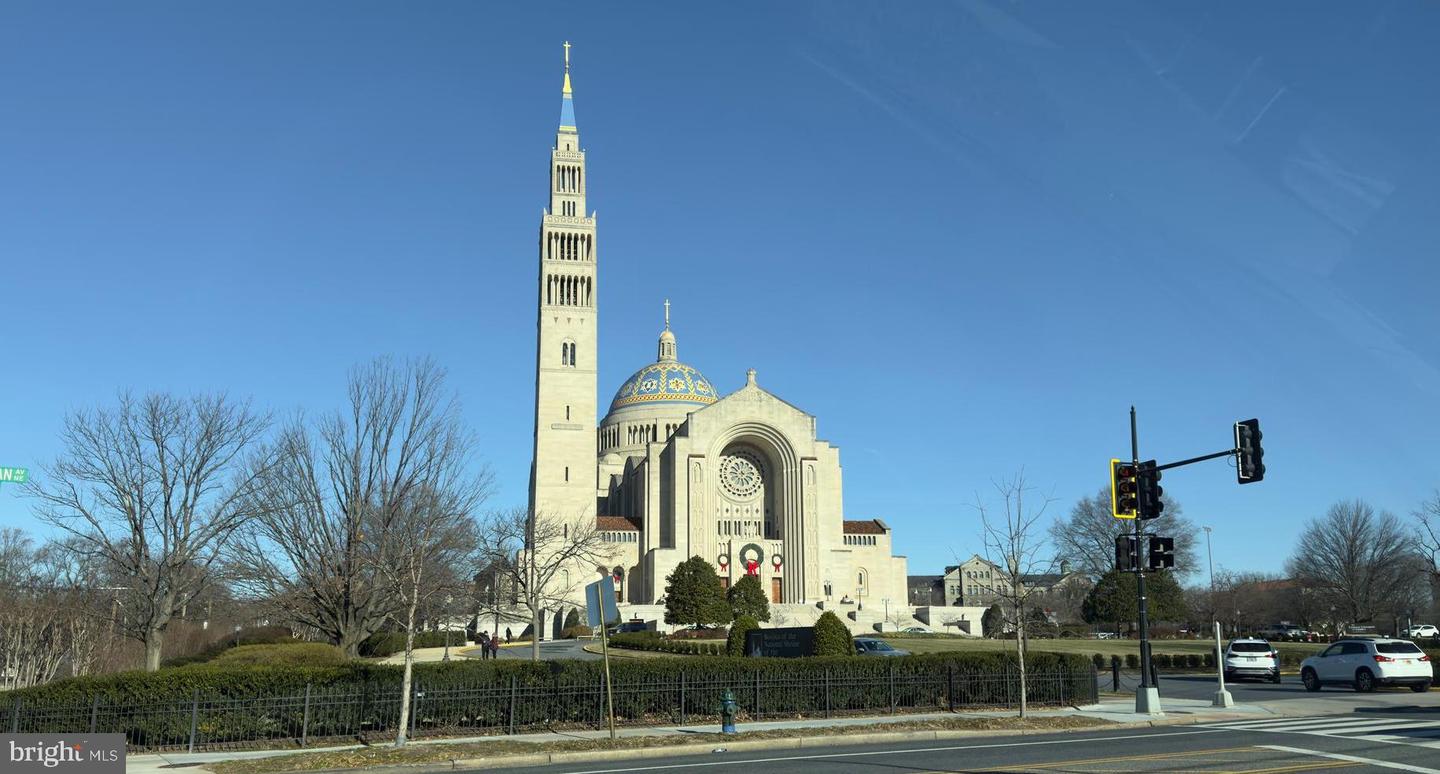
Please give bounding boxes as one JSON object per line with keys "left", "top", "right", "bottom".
{"left": 738, "top": 543, "right": 764, "bottom": 569}
{"left": 717, "top": 553, "right": 729, "bottom": 568}
{"left": 771, "top": 552, "right": 784, "bottom": 568}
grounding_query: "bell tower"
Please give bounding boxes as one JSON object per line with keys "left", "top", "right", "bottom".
{"left": 530, "top": 41, "right": 598, "bottom": 529}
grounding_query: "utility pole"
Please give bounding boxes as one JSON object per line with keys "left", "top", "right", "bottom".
{"left": 1132, "top": 407, "right": 1161, "bottom": 715}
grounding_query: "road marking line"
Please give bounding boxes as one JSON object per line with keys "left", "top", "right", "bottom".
{"left": 1262, "top": 745, "right": 1440, "bottom": 774}
{"left": 982, "top": 745, "right": 1257, "bottom": 770}
{"left": 1261, "top": 716, "right": 1440, "bottom": 727}
{"left": 1238, "top": 761, "right": 1359, "bottom": 774}
{"left": 557, "top": 728, "right": 1230, "bottom": 773}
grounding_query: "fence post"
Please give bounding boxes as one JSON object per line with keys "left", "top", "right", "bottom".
{"left": 507, "top": 675, "right": 517, "bottom": 735}
{"left": 187, "top": 688, "right": 200, "bottom": 753}
{"left": 679, "top": 670, "right": 686, "bottom": 726}
{"left": 301, "top": 684, "right": 312, "bottom": 747}
{"left": 946, "top": 665, "right": 955, "bottom": 712}
{"left": 753, "top": 671, "right": 761, "bottom": 721}
{"left": 89, "top": 695, "right": 99, "bottom": 734}
{"left": 824, "top": 669, "right": 831, "bottom": 719}
{"left": 888, "top": 664, "right": 896, "bottom": 714}
{"left": 11, "top": 697, "right": 20, "bottom": 733}
{"left": 409, "top": 682, "right": 419, "bottom": 740}
{"left": 1111, "top": 659, "right": 1120, "bottom": 692}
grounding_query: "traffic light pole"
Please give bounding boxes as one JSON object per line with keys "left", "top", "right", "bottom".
{"left": 1131, "top": 407, "right": 1162, "bottom": 716}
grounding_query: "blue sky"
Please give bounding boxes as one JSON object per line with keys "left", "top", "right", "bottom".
{"left": 2, "top": 1, "right": 1438, "bottom": 580}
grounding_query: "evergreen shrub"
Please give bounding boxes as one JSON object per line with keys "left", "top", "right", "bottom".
{"left": 727, "top": 616, "right": 759, "bottom": 657}
{"left": 813, "top": 612, "right": 854, "bottom": 656}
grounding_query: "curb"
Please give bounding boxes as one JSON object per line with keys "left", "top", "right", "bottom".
{"left": 233, "top": 710, "right": 1272, "bottom": 774}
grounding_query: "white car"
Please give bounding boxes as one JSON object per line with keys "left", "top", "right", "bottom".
{"left": 1300, "top": 638, "right": 1433, "bottom": 693}
{"left": 1224, "top": 638, "right": 1280, "bottom": 683}
{"left": 1407, "top": 625, "right": 1438, "bottom": 639}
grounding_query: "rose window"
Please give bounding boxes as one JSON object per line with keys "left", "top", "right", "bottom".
{"left": 719, "top": 451, "right": 764, "bottom": 499}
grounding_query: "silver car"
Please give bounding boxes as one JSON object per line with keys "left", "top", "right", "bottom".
{"left": 854, "top": 637, "right": 910, "bottom": 657}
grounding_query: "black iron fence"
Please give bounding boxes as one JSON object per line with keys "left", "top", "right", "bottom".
{"left": 6, "top": 665, "right": 1097, "bottom": 752}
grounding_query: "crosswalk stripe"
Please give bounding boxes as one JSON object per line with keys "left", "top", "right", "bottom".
{"left": 1204, "top": 716, "right": 1440, "bottom": 750}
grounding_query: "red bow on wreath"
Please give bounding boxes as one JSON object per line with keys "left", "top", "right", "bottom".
{"left": 744, "top": 560, "right": 760, "bottom": 576}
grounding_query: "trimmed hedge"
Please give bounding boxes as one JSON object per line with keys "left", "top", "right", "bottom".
{"left": 12, "top": 650, "right": 1095, "bottom": 709}
{"left": 209, "top": 643, "right": 348, "bottom": 667}
{"left": 9, "top": 650, "right": 1096, "bottom": 750}
{"left": 609, "top": 632, "right": 724, "bottom": 656}
{"left": 358, "top": 631, "right": 466, "bottom": 657}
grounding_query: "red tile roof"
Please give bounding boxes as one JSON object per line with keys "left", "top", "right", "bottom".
{"left": 597, "top": 516, "right": 640, "bottom": 531}
{"left": 843, "top": 519, "right": 887, "bottom": 535}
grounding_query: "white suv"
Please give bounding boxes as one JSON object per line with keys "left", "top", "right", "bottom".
{"left": 1300, "top": 638, "right": 1433, "bottom": 693}
{"left": 1407, "top": 624, "right": 1438, "bottom": 639}
{"left": 1224, "top": 638, "right": 1280, "bottom": 683}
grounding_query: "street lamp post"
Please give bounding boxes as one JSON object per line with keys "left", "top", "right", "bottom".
{"left": 1203, "top": 527, "right": 1232, "bottom": 707}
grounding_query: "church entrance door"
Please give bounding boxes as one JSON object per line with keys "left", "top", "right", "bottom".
{"left": 770, "top": 577, "right": 782, "bottom": 603}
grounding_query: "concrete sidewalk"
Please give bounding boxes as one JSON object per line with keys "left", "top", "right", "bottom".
{"left": 123, "top": 698, "right": 1273, "bottom": 773}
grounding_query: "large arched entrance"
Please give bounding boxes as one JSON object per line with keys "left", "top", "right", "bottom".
{"left": 707, "top": 424, "right": 802, "bottom": 603}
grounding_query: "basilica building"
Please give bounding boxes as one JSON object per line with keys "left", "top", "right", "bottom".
{"left": 528, "top": 46, "right": 908, "bottom": 617}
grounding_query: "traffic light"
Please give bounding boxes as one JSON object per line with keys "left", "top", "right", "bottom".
{"left": 1235, "top": 418, "right": 1265, "bottom": 484}
{"left": 1148, "top": 536, "right": 1175, "bottom": 570}
{"left": 1115, "top": 535, "right": 1138, "bottom": 572}
{"left": 1137, "top": 460, "right": 1164, "bottom": 520}
{"left": 1110, "top": 459, "right": 1138, "bottom": 519}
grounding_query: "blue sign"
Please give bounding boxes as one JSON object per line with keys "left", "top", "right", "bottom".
{"left": 584, "top": 578, "right": 619, "bottom": 628}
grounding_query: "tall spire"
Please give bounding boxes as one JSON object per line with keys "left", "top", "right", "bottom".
{"left": 559, "top": 41, "right": 577, "bottom": 131}
{"left": 657, "top": 299, "right": 677, "bottom": 362}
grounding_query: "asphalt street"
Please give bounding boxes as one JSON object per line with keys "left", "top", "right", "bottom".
{"left": 474, "top": 710, "right": 1440, "bottom": 774}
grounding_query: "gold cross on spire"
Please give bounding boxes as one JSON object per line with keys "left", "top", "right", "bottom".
{"left": 664, "top": 298, "right": 670, "bottom": 330}
{"left": 563, "top": 41, "right": 571, "bottom": 70}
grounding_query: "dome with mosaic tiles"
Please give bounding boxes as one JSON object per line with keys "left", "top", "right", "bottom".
{"left": 609, "top": 360, "right": 718, "bottom": 413}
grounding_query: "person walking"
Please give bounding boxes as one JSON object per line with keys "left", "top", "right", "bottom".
{"left": 505, "top": 627, "right": 513, "bottom": 643}
{"left": 489, "top": 632, "right": 500, "bottom": 659}
{"left": 478, "top": 630, "right": 491, "bottom": 660}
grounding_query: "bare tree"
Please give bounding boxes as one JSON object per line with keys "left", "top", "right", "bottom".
{"left": 477, "top": 507, "right": 611, "bottom": 662}
{"left": 232, "top": 358, "right": 491, "bottom": 657}
{"left": 377, "top": 487, "right": 485, "bottom": 747}
{"left": 0, "top": 530, "right": 131, "bottom": 687}
{"left": 25, "top": 392, "right": 271, "bottom": 670}
{"left": 1048, "top": 487, "right": 1198, "bottom": 581}
{"left": 1285, "top": 499, "right": 1424, "bottom": 630}
{"left": 1416, "top": 491, "right": 1440, "bottom": 605}
{"left": 973, "top": 470, "right": 1056, "bottom": 719}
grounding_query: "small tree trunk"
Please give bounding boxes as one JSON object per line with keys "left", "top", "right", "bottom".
{"left": 531, "top": 605, "right": 541, "bottom": 662}
{"left": 1015, "top": 606, "right": 1027, "bottom": 719}
{"left": 395, "top": 598, "right": 419, "bottom": 747}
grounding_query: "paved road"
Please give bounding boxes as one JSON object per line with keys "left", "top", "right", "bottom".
{"left": 482, "top": 639, "right": 600, "bottom": 661}
{"left": 1132, "top": 671, "right": 1433, "bottom": 705}
{"left": 477, "top": 710, "right": 1440, "bottom": 773}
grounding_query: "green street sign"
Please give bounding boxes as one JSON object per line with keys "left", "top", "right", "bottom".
{"left": 0, "top": 467, "right": 29, "bottom": 485}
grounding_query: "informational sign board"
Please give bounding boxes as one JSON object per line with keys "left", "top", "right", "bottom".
{"left": 584, "top": 577, "right": 619, "bottom": 628}
{"left": 745, "top": 626, "right": 815, "bottom": 658}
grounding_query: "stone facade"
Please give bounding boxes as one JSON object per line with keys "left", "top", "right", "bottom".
{"left": 528, "top": 46, "right": 908, "bottom": 615}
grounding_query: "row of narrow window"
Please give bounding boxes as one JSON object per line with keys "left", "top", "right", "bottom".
{"left": 601, "top": 531, "right": 638, "bottom": 543}
{"left": 548, "top": 232, "right": 591, "bottom": 261}
{"left": 560, "top": 342, "right": 577, "bottom": 367}
{"left": 597, "top": 421, "right": 684, "bottom": 452}
{"left": 556, "top": 164, "right": 583, "bottom": 193}
{"left": 546, "top": 274, "right": 592, "bottom": 307}
{"left": 844, "top": 534, "right": 878, "bottom": 546}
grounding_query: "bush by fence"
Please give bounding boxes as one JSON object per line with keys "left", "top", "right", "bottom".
{"left": 6, "top": 651, "right": 1096, "bottom": 752}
